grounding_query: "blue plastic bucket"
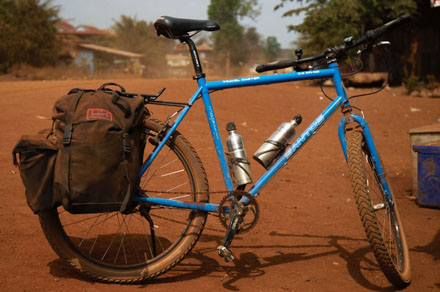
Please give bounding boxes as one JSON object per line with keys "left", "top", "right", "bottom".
{"left": 413, "top": 142, "right": 440, "bottom": 208}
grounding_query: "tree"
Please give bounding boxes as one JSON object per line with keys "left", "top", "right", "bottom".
{"left": 263, "top": 36, "right": 281, "bottom": 61}
{"left": 208, "top": 0, "right": 260, "bottom": 75}
{"left": 0, "top": 0, "right": 60, "bottom": 72}
{"left": 244, "top": 27, "right": 264, "bottom": 61}
{"left": 110, "top": 15, "right": 171, "bottom": 76}
{"left": 275, "top": 0, "right": 417, "bottom": 54}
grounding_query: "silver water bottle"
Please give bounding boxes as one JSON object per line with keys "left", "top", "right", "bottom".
{"left": 253, "top": 114, "right": 302, "bottom": 169}
{"left": 226, "top": 122, "right": 253, "bottom": 186}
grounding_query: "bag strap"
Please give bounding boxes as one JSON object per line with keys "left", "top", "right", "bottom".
{"left": 67, "top": 88, "right": 95, "bottom": 95}
{"left": 98, "top": 82, "right": 126, "bottom": 92}
{"left": 72, "top": 83, "right": 138, "bottom": 120}
{"left": 57, "top": 90, "right": 85, "bottom": 198}
{"left": 62, "top": 91, "right": 85, "bottom": 145}
{"left": 119, "top": 132, "right": 136, "bottom": 212}
{"left": 12, "top": 149, "right": 19, "bottom": 166}
{"left": 97, "top": 83, "right": 132, "bottom": 118}
{"left": 119, "top": 157, "right": 132, "bottom": 212}
{"left": 111, "top": 92, "right": 132, "bottom": 118}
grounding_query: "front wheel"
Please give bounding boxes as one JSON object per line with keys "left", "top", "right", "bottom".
{"left": 346, "top": 130, "right": 411, "bottom": 289}
{"left": 39, "top": 118, "right": 209, "bottom": 283}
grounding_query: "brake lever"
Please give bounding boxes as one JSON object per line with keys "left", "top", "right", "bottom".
{"left": 375, "top": 41, "right": 391, "bottom": 47}
{"left": 357, "top": 40, "right": 391, "bottom": 55}
{"left": 356, "top": 42, "right": 373, "bottom": 56}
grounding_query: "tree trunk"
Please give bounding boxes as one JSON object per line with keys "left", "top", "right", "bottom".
{"left": 404, "top": 34, "right": 418, "bottom": 78}
{"left": 225, "top": 44, "right": 231, "bottom": 76}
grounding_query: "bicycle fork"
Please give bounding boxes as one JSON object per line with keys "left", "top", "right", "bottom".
{"left": 338, "top": 107, "right": 394, "bottom": 205}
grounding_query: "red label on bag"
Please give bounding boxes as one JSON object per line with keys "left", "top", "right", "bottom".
{"left": 87, "top": 108, "right": 113, "bottom": 121}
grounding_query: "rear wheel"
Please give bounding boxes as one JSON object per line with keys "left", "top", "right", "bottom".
{"left": 39, "top": 118, "right": 209, "bottom": 283}
{"left": 346, "top": 130, "right": 411, "bottom": 289}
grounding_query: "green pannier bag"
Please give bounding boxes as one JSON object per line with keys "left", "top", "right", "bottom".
{"left": 52, "top": 83, "right": 146, "bottom": 214}
{"left": 13, "top": 129, "right": 59, "bottom": 213}
{"left": 13, "top": 82, "right": 147, "bottom": 214}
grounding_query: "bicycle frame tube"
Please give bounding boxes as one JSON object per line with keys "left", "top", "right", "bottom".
{"left": 203, "top": 64, "right": 347, "bottom": 193}
{"left": 139, "top": 86, "right": 203, "bottom": 175}
{"left": 249, "top": 91, "right": 346, "bottom": 195}
{"left": 135, "top": 63, "right": 351, "bottom": 211}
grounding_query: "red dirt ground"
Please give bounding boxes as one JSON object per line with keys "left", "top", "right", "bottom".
{"left": 1, "top": 78, "right": 439, "bottom": 292}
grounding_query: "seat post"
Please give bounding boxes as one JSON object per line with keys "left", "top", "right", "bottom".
{"left": 181, "top": 37, "right": 205, "bottom": 79}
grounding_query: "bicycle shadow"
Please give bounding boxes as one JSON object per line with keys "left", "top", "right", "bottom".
{"left": 148, "top": 232, "right": 395, "bottom": 291}
{"left": 47, "top": 233, "right": 175, "bottom": 283}
{"left": 410, "top": 229, "right": 440, "bottom": 259}
{"left": 410, "top": 229, "right": 440, "bottom": 289}
{"left": 228, "top": 232, "right": 394, "bottom": 291}
{"left": 48, "top": 258, "right": 95, "bottom": 283}
{"left": 46, "top": 232, "right": 395, "bottom": 291}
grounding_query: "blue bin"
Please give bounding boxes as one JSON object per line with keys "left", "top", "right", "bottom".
{"left": 413, "top": 142, "right": 440, "bottom": 208}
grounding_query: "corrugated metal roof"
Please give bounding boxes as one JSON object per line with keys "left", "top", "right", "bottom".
{"left": 57, "top": 22, "right": 112, "bottom": 36}
{"left": 78, "top": 43, "right": 144, "bottom": 58}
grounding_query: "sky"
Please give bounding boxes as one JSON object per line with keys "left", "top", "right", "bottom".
{"left": 51, "top": 0, "right": 304, "bottom": 48}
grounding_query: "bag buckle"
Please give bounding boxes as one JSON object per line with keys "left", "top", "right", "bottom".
{"left": 62, "top": 125, "right": 73, "bottom": 144}
{"left": 12, "top": 151, "right": 18, "bottom": 166}
{"left": 123, "top": 133, "right": 131, "bottom": 153}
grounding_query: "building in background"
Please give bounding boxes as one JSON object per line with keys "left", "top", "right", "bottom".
{"left": 57, "top": 21, "right": 143, "bottom": 74}
{"left": 166, "top": 43, "right": 214, "bottom": 77}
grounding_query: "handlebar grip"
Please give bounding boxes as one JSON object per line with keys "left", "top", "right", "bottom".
{"left": 255, "top": 52, "right": 326, "bottom": 73}
{"left": 255, "top": 59, "right": 295, "bottom": 73}
{"left": 367, "top": 13, "right": 411, "bottom": 41}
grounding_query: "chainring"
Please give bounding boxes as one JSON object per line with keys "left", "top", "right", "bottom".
{"left": 218, "top": 191, "right": 259, "bottom": 233}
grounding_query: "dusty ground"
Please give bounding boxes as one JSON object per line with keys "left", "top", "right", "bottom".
{"left": 0, "top": 77, "right": 439, "bottom": 292}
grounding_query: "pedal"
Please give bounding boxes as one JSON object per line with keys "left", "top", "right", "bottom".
{"left": 217, "top": 245, "right": 235, "bottom": 262}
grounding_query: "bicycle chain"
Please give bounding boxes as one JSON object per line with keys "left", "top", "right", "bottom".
{"left": 142, "top": 189, "right": 260, "bottom": 233}
{"left": 142, "top": 189, "right": 231, "bottom": 196}
{"left": 218, "top": 190, "right": 259, "bottom": 233}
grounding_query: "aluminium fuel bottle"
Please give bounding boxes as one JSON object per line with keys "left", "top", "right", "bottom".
{"left": 225, "top": 122, "right": 253, "bottom": 186}
{"left": 253, "top": 114, "right": 302, "bottom": 169}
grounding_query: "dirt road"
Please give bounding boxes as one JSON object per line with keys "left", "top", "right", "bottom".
{"left": 1, "top": 78, "right": 439, "bottom": 291}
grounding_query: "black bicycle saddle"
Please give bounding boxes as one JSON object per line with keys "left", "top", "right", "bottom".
{"left": 154, "top": 16, "right": 220, "bottom": 39}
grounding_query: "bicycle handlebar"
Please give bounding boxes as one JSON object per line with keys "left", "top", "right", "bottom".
{"left": 255, "top": 14, "right": 411, "bottom": 73}
{"left": 366, "top": 13, "right": 411, "bottom": 40}
{"left": 255, "top": 53, "right": 326, "bottom": 73}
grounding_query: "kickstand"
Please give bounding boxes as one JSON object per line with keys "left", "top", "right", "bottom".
{"left": 140, "top": 205, "right": 157, "bottom": 257}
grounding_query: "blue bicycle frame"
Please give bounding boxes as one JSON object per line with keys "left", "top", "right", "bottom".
{"left": 134, "top": 62, "right": 393, "bottom": 211}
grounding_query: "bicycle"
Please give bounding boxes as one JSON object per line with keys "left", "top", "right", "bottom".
{"left": 38, "top": 14, "right": 412, "bottom": 288}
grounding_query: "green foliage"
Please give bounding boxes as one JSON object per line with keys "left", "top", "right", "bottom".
{"left": 275, "top": 0, "right": 417, "bottom": 54}
{"left": 208, "top": 0, "right": 260, "bottom": 73}
{"left": 263, "top": 36, "right": 281, "bottom": 61}
{"left": 244, "top": 27, "right": 262, "bottom": 47}
{"left": 244, "top": 27, "right": 264, "bottom": 60}
{"left": 109, "top": 15, "right": 170, "bottom": 75}
{"left": 426, "top": 75, "right": 439, "bottom": 92}
{"left": 0, "top": 0, "right": 60, "bottom": 72}
{"left": 208, "top": 0, "right": 260, "bottom": 23}
{"left": 404, "top": 75, "right": 420, "bottom": 95}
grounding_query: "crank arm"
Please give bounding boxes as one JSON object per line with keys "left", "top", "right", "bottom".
{"left": 217, "top": 212, "right": 243, "bottom": 262}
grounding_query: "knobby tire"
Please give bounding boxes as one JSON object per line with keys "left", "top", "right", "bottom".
{"left": 346, "top": 130, "right": 411, "bottom": 289}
